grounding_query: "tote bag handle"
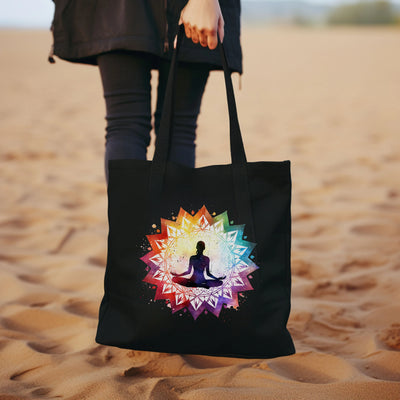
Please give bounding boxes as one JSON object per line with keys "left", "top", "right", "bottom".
{"left": 151, "top": 24, "right": 247, "bottom": 171}
{"left": 149, "top": 24, "right": 257, "bottom": 250}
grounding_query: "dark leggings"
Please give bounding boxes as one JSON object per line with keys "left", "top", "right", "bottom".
{"left": 97, "top": 50, "right": 211, "bottom": 184}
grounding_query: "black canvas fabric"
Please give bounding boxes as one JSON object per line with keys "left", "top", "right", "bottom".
{"left": 95, "top": 24, "right": 296, "bottom": 359}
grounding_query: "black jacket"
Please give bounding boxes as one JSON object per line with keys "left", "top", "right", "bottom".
{"left": 49, "top": 0, "right": 243, "bottom": 75}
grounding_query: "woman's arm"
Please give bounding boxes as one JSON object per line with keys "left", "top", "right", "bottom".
{"left": 175, "top": 0, "right": 224, "bottom": 50}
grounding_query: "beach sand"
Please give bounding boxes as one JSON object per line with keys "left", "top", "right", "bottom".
{"left": 0, "top": 26, "right": 399, "bottom": 399}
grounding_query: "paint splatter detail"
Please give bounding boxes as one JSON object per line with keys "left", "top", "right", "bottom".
{"left": 140, "top": 205, "right": 259, "bottom": 320}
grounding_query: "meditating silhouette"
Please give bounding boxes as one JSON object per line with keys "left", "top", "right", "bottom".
{"left": 171, "top": 241, "right": 226, "bottom": 289}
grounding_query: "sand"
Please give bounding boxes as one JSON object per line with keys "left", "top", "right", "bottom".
{"left": 0, "top": 25, "right": 399, "bottom": 399}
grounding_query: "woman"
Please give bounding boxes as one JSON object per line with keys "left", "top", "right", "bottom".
{"left": 171, "top": 241, "right": 226, "bottom": 288}
{"left": 49, "top": 0, "right": 242, "bottom": 184}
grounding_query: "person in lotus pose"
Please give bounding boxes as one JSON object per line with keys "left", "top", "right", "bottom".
{"left": 171, "top": 241, "right": 225, "bottom": 289}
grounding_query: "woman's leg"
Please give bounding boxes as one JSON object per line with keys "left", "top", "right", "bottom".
{"left": 154, "top": 60, "right": 211, "bottom": 168}
{"left": 97, "top": 50, "right": 156, "bottom": 184}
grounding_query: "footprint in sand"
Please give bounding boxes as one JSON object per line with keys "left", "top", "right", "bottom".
{"left": 15, "top": 292, "right": 59, "bottom": 308}
{"left": 298, "top": 240, "right": 337, "bottom": 252}
{"left": 27, "top": 340, "right": 67, "bottom": 354}
{"left": 291, "top": 259, "right": 327, "bottom": 279}
{"left": 29, "top": 302, "right": 49, "bottom": 307}
{"left": 311, "top": 275, "right": 377, "bottom": 297}
{"left": 340, "top": 259, "right": 384, "bottom": 273}
{"left": 86, "top": 345, "right": 114, "bottom": 367}
{"left": 124, "top": 355, "right": 197, "bottom": 378}
{"left": 30, "top": 387, "right": 52, "bottom": 396}
{"left": 358, "top": 301, "right": 385, "bottom": 311}
{"left": 292, "top": 212, "right": 315, "bottom": 222}
{"left": 357, "top": 350, "right": 400, "bottom": 381}
{"left": 377, "top": 324, "right": 400, "bottom": 351}
{"left": 268, "top": 352, "right": 357, "bottom": 383}
{"left": 1, "top": 308, "right": 85, "bottom": 334}
{"left": 1, "top": 151, "right": 57, "bottom": 161}
{"left": 17, "top": 273, "right": 44, "bottom": 285}
{"left": 0, "top": 253, "right": 32, "bottom": 263}
{"left": 351, "top": 223, "right": 399, "bottom": 236}
{"left": 60, "top": 200, "right": 86, "bottom": 209}
{"left": 9, "top": 366, "right": 43, "bottom": 381}
{"left": 288, "top": 310, "right": 313, "bottom": 335}
{"left": 337, "top": 275, "right": 377, "bottom": 291}
{"left": 0, "top": 217, "right": 32, "bottom": 229}
{"left": 87, "top": 254, "right": 107, "bottom": 268}
{"left": 63, "top": 298, "right": 98, "bottom": 319}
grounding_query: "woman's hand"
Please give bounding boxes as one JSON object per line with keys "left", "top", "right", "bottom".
{"left": 174, "top": 0, "right": 224, "bottom": 50}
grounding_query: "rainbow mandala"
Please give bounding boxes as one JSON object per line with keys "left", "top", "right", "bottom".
{"left": 140, "top": 205, "right": 259, "bottom": 320}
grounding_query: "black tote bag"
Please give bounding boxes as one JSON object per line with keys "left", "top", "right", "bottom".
{"left": 95, "top": 24, "right": 296, "bottom": 359}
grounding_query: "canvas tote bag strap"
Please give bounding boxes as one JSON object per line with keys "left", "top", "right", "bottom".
{"left": 151, "top": 24, "right": 247, "bottom": 170}
{"left": 149, "top": 24, "right": 258, "bottom": 251}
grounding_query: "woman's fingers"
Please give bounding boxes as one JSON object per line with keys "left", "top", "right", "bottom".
{"left": 199, "top": 30, "right": 208, "bottom": 47}
{"left": 189, "top": 26, "right": 216, "bottom": 48}
{"left": 207, "top": 28, "right": 218, "bottom": 50}
{"left": 184, "top": 23, "right": 192, "bottom": 39}
{"left": 191, "top": 26, "right": 200, "bottom": 43}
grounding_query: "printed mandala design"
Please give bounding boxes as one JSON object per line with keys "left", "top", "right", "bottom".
{"left": 140, "top": 205, "right": 259, "bottom": 320}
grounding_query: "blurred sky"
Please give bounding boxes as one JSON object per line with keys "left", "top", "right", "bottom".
{"left": 0, "top": 0, "right": 399, "bottom": 28}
